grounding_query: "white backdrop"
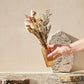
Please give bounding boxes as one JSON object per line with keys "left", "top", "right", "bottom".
{"left": 0, "top": 0, "right": 84, "bottom": 72}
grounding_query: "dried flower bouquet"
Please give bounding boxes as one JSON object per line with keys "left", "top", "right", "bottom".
{"left": 25, "top": 10, "right": 55, "bottom": 67}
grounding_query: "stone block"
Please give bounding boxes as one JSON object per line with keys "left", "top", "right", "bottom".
{"left": 49, "top": 31, "right": 74, "bottom": 72}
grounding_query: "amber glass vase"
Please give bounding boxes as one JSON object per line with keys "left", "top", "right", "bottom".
{"left": 41, "top": 47, "right": 55, "bottom": 67}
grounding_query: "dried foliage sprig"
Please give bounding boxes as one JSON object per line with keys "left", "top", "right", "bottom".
{"left": 25, "top": 10, "right": 52, "bottom": 49}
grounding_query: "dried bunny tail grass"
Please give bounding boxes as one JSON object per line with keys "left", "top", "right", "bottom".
{"left": 27, "top": 25, "right": 47, "bottom": 48}
{"left": 42, "top": 10, "right": 52, "bottom": 42}
{"left": 35, "top": 17, "right": 47, "bottom": 44}
{"left": 45, "top": 9, "right": 52, "bottom": 17}
{"left": 38, "top": 31, "right": 47, "bottom": 48}
{"left": 25, "top": 10, "right": 52, "bottom": 49}
{"left": 42, "top": 10, "right": 52, "bottom": 26}
{"left": 47, "top": 25, "right": 51, "bottom": 34}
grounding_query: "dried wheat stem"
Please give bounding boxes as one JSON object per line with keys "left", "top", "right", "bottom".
{"left": 27, "top": 26, "right": 47, "bottom": 48}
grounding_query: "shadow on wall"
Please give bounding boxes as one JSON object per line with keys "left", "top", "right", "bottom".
{"left": 64, "top": 32, "right": 84, "bottom": 72}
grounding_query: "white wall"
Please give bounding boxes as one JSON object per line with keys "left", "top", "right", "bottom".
{"left": 0, "top": 0, "right": 84, "bottom": 72}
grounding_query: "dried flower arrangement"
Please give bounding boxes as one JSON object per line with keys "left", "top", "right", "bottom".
{"left": 25, "top": 10, "right": 55, "bottom": 67}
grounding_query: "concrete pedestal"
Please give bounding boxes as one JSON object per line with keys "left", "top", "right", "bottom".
{"left": 0, "top": 72, "right": 84, "bottom": 84}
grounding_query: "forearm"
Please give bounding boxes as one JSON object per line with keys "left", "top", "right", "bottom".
{"left": 70, "top": 39, "right": 84, "bottom": 54}
{"left": 48, "top": 39, "right": 84, "bottom": 58}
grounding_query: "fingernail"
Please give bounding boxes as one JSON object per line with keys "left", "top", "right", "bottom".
{"left": 48, "top": 54, "right": 51, "bottom": 58}
{"left": 47, "top": 55, "right": 50, "bottom": 58}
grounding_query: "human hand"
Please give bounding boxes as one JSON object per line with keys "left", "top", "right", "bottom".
{"left": 47, "top": 45, "right": 71, "bottom": 60}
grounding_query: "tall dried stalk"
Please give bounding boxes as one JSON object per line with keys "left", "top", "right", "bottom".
{"left": 25, "top": 10, "right": 52, "bottom": 49}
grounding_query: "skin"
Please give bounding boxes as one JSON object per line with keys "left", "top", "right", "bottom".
{"left": 48, "top": 39, "right": 84, "bottom": 60}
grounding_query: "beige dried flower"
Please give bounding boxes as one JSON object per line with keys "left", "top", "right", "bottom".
{"left": 25, "top": 10, "right": 52, "bottom": 49}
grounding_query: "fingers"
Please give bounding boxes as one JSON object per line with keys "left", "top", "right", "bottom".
{"left": 48, "top": 49, "right": 62, "bottom": 60}
{"left": 53, "top": 54, "right": 61, "bottom": 60}
{"left": 48, "top": 49, "right": 58, "bottom": 58}
{"left": 48, "top": 45, "right": 57, "bottom": 49}
{"left": 47, "top": 45, "right": 71, "bottom": 60}
{"left": 47, "top": 45, "right": 63, "bottom": 60}
{"left": 47, "top": 45, "right": 57, "bottom": 53}
{"left": 47, "top": 46, "right": 62, "bottom": 60}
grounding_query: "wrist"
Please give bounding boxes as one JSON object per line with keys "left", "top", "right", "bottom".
{"left": 66, "top": 45, "right": 73, "bottom": 55}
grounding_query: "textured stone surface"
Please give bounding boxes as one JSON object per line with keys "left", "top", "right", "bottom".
{"left": 0, "top": 72, "right": 67, "bottom": 84}
{"left": 0, "top": 73, "right": 83, "bottom": 84}
{"left": 60, "top": 74, "right": 84, "bottom": 82}
{"left": 49, "top": 31, "right": 74, "bottom": 72}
